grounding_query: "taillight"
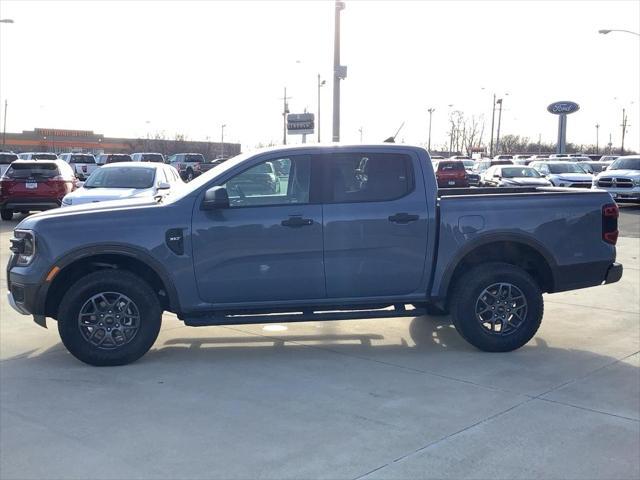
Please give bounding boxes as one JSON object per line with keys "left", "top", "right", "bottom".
{"left": 602, "top": 203, "right": 619, "bottom": 245}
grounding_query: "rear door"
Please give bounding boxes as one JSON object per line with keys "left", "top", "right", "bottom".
{"left": 191, "top": 154, "right": 326, "bottom": 304}
{"left": 321, "top": 151, "right": 429, "bottom": 298}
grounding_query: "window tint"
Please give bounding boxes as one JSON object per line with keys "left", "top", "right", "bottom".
{"left": 437, "top": 161, "right": 465, "bottom": 171}
{"left": 106, "top": 154, "right": 132, "bottom": 164}
{"left": 6, "top": 162, "right": 59, "bottom": 178}
{"left": 186, "top": 154, "right": 203, "bottom": 163}
{"left": 326, "top": 153, "right": 412, "bottom": 203}
{"left": 142, "top": 153, "right": 164, "bottom": 162}
{"left": 32, "top": 153, "right": 58, "bottom": 160}
{"left": 70, "top": 154, "right": 96, "bottom": 164}
{"left": 0, "top": 153, "right": 18, "bottom": 164}
{"left": 223, "top": 156, "right": 310, "bottom": 207}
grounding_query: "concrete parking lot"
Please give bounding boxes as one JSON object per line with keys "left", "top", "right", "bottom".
{"left": 1, "top": 207, "right": 638, "bottom": 480}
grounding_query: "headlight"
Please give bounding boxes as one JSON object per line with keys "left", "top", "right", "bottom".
{"left": 9, "top": 229, "right": 36, "bottom": 266}
{"left": 633, "top": 178, "right": 640, "bottom": 187}
{"left": 62, "top": 197, "right": 72, "bottom": 206}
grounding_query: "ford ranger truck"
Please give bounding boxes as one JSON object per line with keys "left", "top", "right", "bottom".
{"left": 7, "top": 145, "right": 623, "bottom": 365}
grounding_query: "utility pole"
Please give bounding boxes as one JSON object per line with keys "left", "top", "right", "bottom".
{"left": 358, "top": 126, "right": 363, "bottom": 143}
{"left": 317, "top": 74, "right": 326, "bottom": 142}
{"left": 332, "top": 1, "right": 346, "bottom": 142}
{"left": 620, "top": 108, "right": 629, "bottom": 155}
{"left": 608, "top": 133, "right": 612, "bottom": 154}
{"left": 538, "top": 133, "right": 542, "bottom": 154}
{"left": 2, "top": 100, "right": 7, "bottom": 149}
{"left": 427, "top": 107, "right": 435, "bottom": 151}
{"left": 495, "top": 98, "right": 504, "bottom": 155}
{"left": 221, "top": 124, "right": 226, "bottom": 158}
{"left": 595, "top": 123, "right": 600, "bottom": 154}
{"left": 282, "top": 87, "right": 291, "bottom": 145}
{"left": 489, "top": 94, "right": 496, "bottom": 157}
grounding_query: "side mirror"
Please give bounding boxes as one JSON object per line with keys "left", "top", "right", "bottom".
{"left": 202, "top": 186, "right": 229, "bottom": 210}
{"left": 157, "top": 181, "right": 171, "bottom": 190}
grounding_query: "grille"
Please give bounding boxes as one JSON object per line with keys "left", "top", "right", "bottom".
{"left": 598, "top": 177, "right": 633, "bottom": 189}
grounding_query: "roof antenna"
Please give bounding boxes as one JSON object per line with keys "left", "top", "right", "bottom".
{"left": 384, "top": 121, "right": 405, "bottom": 143}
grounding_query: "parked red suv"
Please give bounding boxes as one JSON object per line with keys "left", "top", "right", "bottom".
{"left": 433, "top": 160, "right": 469, "bottom": 188}
{"left": 0, "top": 160, "right": 77, "bottom": 220}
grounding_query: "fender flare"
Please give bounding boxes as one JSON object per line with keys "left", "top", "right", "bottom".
{"left": 436, "top": 232, "right": 559, "bottom": 298}
{"left": 38, "top": 243, "right": 182, "bottom": 315}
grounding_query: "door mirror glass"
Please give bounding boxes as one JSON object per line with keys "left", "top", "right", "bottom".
{"left": 157, "top": 181, "right": 171, "bottom": 190}
{"left": 202, "top": 186, "right": 230, "bottom": 210}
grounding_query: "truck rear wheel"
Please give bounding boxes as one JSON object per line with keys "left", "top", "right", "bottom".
{"left": 1, "top": 209, "right": 13, "bottom": 221}
{"left": 450, "top": 262, "right": 543, "bottom": 352}
{"left": 57, "top": 270, "right": 162, "bottom": 366}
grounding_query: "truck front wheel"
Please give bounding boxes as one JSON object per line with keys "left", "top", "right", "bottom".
{"left": 450, "top": 263, "right": 543, "bottom": 352}
{"left": 57, "top": 270, "right": 162, "bottom": 366}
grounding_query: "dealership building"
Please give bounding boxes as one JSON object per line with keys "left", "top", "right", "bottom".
{"left": 1, "top": 128, "right": 242, "bottom": 159}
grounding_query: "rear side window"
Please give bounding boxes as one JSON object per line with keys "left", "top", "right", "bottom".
{"left": 326, "top": 153, "right": 413, "bottom": 203}
{"left": 186, "top": 154, "right": 203, "bottom": 163}
{"left": 0, "top": 153, "right": 18, "bottom": 164}
{"left": 70, "top": 155, "right": 96, "bottom": 164}
{"left": 5, "top": 162, "right": 59, "bottom": 179}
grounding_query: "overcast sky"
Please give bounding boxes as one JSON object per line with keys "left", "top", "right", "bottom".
{"left": 0, "top": 0, "right": 638, "bottom": 152}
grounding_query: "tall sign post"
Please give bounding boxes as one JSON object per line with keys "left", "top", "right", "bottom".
{"left": 287, "top": 113, "right": 315, "bottom": 144}
{"left": 547, "top": 101, "right": 580, "bottom": 154}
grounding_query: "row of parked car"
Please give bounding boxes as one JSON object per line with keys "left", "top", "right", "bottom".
{"left": 0, "top": 151, "right": 195, "bottom": 221}
{"left": 431, "top": 153, "right": 640, "bottom": 203}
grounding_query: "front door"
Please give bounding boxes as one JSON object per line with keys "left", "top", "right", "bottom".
{"left": 191, "top": 154, "right": 326, "bottom": 305}
{"left": 321, "top": 151, "right": 429, "bottom": 298}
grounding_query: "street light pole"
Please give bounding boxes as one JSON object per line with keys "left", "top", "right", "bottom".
{"left": 598, "top": 29, "right": 640, "bottom": 37}
{"left": 595, "top": 123, "right": 600, "bottom": 154}
{"left": 2, "top": 100, "right": 7, "bottom": 149}
{"left": 495, "top": 98, "right": 504, "bottom": 154}
{"left": 427, "top": 107, "right": 435, "bottom": 151}
{"left": 620, "top": 108, "right": 629, "bottom": 155}
{"left": 489, "top": 94, "right": 496, "bottom": 157}
{"left": 282, "top": 87, "right": 291, "bottom": 145}
{"left": 317, "top": 74, "right": 326, "bottom": 142}
{"left": 332, "top": 1, "right": 346, "bottom": 142}
{"left": 221, "top": 124, "right": 226, "bottom": 158}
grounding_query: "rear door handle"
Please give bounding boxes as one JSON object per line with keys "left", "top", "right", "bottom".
{"left": 388, "top": 213, "right": 419, "bottom": 224}
{"left": 281, "top": 216, "right": 314, "bottom": 228}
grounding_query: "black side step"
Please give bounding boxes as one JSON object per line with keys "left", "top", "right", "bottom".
{"left": 183, "top": 304, "right": 426, "bottom": 327}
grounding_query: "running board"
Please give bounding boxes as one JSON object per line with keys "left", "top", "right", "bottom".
{"left": 183, "top": 304, "right": 426, "bottom": 327}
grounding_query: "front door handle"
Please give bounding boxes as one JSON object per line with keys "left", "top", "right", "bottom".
{"left": 281, "top": 216, "right": 314, "bottom": 228}
{"left": 388, "top": 213, "right": 419, "bottom": 224}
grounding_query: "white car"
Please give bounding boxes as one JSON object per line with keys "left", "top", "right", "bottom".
{"left": 481, "top": 165, "right": 552, "bottom": 187}
{"left": 17, "top": 152, "right": 58, "bottom": 160}
{"left": 592, "top": 155, "right": 640, "bottom": 203}
{"left": 61, "top": 162, "right": 183, "bottom": 206}
{"left": 530, "top": 161, "right": 593, "bottom": 188}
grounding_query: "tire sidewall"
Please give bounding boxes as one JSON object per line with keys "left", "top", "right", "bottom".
{"left": 451, "top": 264, "right": 543, "bottom": 352}
{"left": 58, "top": 271, "right": 162, "bottom": 366}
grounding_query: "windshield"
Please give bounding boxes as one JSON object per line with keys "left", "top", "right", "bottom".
{"left": 106, "top": 155, "right": 132, "bottom": 164}
{"left": 5, "top": 162, "right": 59, "bottom": 178}
{"left": 0, "top": 153, "right": 18, "bottom": 164}
{"left": 70, "top": 155, "right": 96, "bottom": 164}
{"left": 609, "top": 157, "right": 640, "bottom": 171}
{"left": 141, "top": 154, "right": 164, "bottom": 162}
{"left": 84, "top": 166, "right": 156, "bottom": 189}
{"left": 501, "top": 167, "right": 541, "bottom": 178}
{"left": 548, "top": 163, "right": 583, "bottom": 174}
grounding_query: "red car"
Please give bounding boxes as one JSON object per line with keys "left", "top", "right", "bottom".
{"left": 433, "top": 160, "right": 469, "bottom": 188}
{"left": 0, "top": 159, "right": 77, "bottom": 221}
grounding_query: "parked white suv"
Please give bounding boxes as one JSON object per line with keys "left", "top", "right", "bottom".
{"left": 59, "top": 153, "right": 98, "bottom": 180}
{"left": 17, "top": 152, "right": 58, "bottom": 161}
{"left": 592, "top": 155, "right": 640, "bottom": 203}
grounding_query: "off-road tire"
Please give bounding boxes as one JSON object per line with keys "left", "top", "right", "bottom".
{"left": 450, "top": 262, "right": 543, "bottom": 352}
{"left": 1, "top": 209, "right": 13, "bottom": 221}
{"left": 57, "top": 270, "right": 162, "bottom": 366}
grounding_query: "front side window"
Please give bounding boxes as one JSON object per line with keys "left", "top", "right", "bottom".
{"left": 610, "top": 157, "right": 640, "bottom": 171}
{"left": 326, "top": 153, "right": 412, "bottom": 203}
{"left": 223, "top": 155, "right": 310, "bottom": 207}
{"left": 501, "top": 167, "right": 541, "bottom": 178}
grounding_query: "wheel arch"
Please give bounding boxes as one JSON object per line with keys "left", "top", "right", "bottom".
{"left": 439, "top": 234, "right": 557, "bottom": 307}
{"left": 42, "top": 245, "right": 181, "bottom": 319}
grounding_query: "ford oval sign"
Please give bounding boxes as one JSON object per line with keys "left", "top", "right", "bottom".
{"left": 547, "top": 101, "right": 580, "bottom": 115}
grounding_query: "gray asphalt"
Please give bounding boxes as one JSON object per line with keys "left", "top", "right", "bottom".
{"left": 1, "top": 209, "right": 638, "bottom": 479}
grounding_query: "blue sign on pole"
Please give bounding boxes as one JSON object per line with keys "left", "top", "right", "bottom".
{"left": 548, "top": 101, "right": 580, "bottom": 154}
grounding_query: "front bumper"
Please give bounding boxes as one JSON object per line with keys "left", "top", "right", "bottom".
{"left": 594, "top": 186, "right": 640, "bottom": 201}
{"left": 7, "top": 290, "right": 30, "bottom": 315}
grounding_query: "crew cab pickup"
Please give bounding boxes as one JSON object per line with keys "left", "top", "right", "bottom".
{"left": 7, "top": 145, "right": 623, "bottom": 365}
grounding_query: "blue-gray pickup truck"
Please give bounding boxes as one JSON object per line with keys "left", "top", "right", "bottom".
{"left": 7, "top": 145, "right": 623, "bottom": 365}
